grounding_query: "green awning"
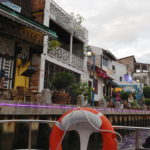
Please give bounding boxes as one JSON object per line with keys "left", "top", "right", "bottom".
{"left": 0, "top": 4, "right": 58, "bottom": 38}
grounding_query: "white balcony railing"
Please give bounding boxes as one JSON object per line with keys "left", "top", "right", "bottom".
{"left": 48, "top": 47, "right": 83, "bottom": 71}
{"left": 50, "top": 0, "right": 87, "bottom": 42}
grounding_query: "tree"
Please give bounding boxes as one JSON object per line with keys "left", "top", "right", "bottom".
{"left": 143, "top": 86, "right": 150, "bottom": 98}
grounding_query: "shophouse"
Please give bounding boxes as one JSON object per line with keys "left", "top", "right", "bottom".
{"left": 0, "top": 0, "right": 88, "bottom": 103}
{"left": 87, "top": 46, "right": 117, "bottom": 102}
{"left": 0, "top": 1, "right": 57, "bottom": 97}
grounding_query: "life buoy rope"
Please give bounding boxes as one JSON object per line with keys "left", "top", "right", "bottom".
{"left": 50, "top": 107, "right": 122, "bottom": 150}
{"left": 55, "top": 108, "right": 75, "bottom": 150}
{"left": 80, "top": 107, "right": 122, "bottom": 143}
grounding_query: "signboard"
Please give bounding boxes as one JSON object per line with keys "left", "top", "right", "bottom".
{"left": 1, "top": 1, "right": 21, "bottom": 13}
{"left": 0, "top": 0, "right": 9, "bottom": 2}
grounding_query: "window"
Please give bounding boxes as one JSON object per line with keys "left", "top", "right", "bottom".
{"left": 112, "top": 65, "right": 116, "bottom": 72}
{"left": 94, "top": 79, "right": 98, "bottom": 94}
{"left": 103, "top": 56, "right": 109, "bottom": 67}
{"left": 120, "top": 77, "right": 122, "bottom": 81}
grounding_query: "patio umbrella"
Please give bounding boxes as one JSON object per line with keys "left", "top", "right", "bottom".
{"left": 114, "top": 87, "right": 123, "bottom": 92}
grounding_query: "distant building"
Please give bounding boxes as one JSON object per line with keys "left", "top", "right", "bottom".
{"left": 117, "top": 55, "right": 136, "bottom": 74}
{"left": 117, "top": 55, "right": 150, "bottom": 86}
{"left": 87, "top": 46, "right": 117, "bottom": 101}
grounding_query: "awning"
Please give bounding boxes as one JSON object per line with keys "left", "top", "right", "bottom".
{"left": 105, "top": 79, "right": 118, "bottom": 87}
{"left": 0, "top": 4, "right": 58, "bottom": 38}
{"left": 96, "top": 67, "right": 109, "bottom": 79}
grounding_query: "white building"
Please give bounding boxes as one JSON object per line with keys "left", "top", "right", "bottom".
{"left": 87, "top": 45, "right": 143, "bottom": 102}
{"left": 39, "top": 0, "right": 88, "bottom": 92}
{"left": 87, "top": 46, "right": 117, "bottom": 101}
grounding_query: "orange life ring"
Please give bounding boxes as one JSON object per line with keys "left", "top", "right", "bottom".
{"left": 50, "top": 107, "right": 117, "bottom": 150}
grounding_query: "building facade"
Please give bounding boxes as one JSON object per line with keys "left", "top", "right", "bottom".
{"left": 0, "top": 1, "right": 57, "bottom": 93}
{"left": 38, "top": 0, "right": 88, "bottom": 92}
{"left": 0, "top": 0, "right": 88, "bottom": 103}
{"left": 87, "top": 46, "right": 117, "bottom": 101}
{"left": 117, "top": 55, "right": 150, "bottom": 86}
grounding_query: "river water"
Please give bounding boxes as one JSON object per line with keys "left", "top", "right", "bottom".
{"left": 62, "top": 129, "right": 150, "bottom": 150}
{"left": 119, "top": 129, "right": 150, "bottom": 150}
{"left": 1, "top": 122, "right": 150, "bottom": 150}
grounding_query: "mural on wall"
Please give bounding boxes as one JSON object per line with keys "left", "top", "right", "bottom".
{"left": 119, "top": 84, "right": 143, "bottom": 100}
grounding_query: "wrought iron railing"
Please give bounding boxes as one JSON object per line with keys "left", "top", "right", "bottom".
{"left": 48, "top": 47, "right": 83, "bottom": 70}
{"left": 72, "top": 54, "right": 83, "bottom": 70}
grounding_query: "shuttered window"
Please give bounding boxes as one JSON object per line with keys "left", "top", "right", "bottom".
{"left": 0, "top": 57, "right": 14, "bottom": 89}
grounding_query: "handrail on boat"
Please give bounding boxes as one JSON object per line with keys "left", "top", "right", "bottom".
{"left": 0, "top": 119, "right": 150, "bottom": 150}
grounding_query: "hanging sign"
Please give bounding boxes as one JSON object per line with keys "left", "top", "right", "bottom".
{"left": 1, "top": 0, "right": 21, "bottom": 13}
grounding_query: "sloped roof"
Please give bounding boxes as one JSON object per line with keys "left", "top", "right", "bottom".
{"left": 117, "top": 55, "right": 136, "bottom": 63}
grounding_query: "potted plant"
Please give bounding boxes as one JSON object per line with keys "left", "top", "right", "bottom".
{"left": 71, "top": 82, "right": 92, "bottom": 106}
{"left": 51, "top": 72, "right": 75, "bottom": 104}
{"left": 144, "top": 98, "right": 150, "bottom": 110}
{"left": 104, "top": 96, "right": 113, "bottom": 108}
{"left": 120, "top": 91, "right": 129, "bottom": 101}
{"left": 48, "top": 40, "right": 61, "bottom": 52}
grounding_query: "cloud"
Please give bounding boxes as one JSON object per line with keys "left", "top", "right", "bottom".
{"left": 54, "top": 0, "right": 150, "bottom": 63}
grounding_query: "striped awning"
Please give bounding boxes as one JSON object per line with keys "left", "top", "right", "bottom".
{"left": 0, "top": 4, "right": 58, "bottom": 39}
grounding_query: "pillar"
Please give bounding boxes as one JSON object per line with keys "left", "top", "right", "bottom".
{"left": 39, "top": 54, "right": 46, "bottom": 92}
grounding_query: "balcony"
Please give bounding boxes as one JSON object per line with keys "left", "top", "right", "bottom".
{"left": 50, "top": 0, "right": 88, "bottom": 43}
{"left": 48, "top": 47, "right": 83, "bottom": 71}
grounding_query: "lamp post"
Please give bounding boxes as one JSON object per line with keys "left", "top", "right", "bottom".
{"left": 86, "top": 47, "right": 95, "bottom": 106}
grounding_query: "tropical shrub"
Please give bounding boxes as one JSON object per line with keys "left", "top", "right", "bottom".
{"left": 120, "top": 91, "right": 129, "bottom": 101}
{"left": 48, "top": 40, "right": 61, "bottom": 51}
{"left": 144, "top": 98, "right": 150, "bottom": 106}
{"left": 104, "top": 96, "right": 110, "bottom": 101}
{"left": 51, "top": 72, "right": 75, "bottom": 91}
{"left": 143, "top": 86, "right": 150, "bottom": 98}
{"left": 71, "top": 82, "right": 93, "bottom": 101}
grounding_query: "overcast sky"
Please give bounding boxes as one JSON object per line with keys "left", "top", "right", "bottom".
{"left": 54, "top": 0, "right": 150, "bottom": 63}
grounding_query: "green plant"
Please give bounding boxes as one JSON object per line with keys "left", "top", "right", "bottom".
{"left": 71, "top": 82, "right": 93, "bottom": 101}
{"left": 143, "top": 86, "right": 150, "bottom": 98}
{"left": 48, "top": 40, "right": 61, "bottom": 51}
{"left": 120, "top": 91, "right": 129, "bottom": 101}
{"left": 51, "top": 72, "right": 75, "bottom": 91}
{"left": 131, "top": 101, "right": 142, "bottom": 109}
{"left": 144, "top": 98, "right": 150, "bottom": 106}
{"left": 104, "top": 96, "right": 110, "bottom": 101}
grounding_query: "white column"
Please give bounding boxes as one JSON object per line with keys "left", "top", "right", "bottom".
{"left": 39, "top": 54, "right": 46, "bottom": 92}
{"left": 140, "top": 64, "right": 142, "bottom": 72}
{"left": 43, "top": 0, "right": 51, "bottom": 26}
{"left": 70, "top": 32, "right": 73, "bottom": 64}
{"left": 39, "top": 0, "right": 51, "bottom": 92}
